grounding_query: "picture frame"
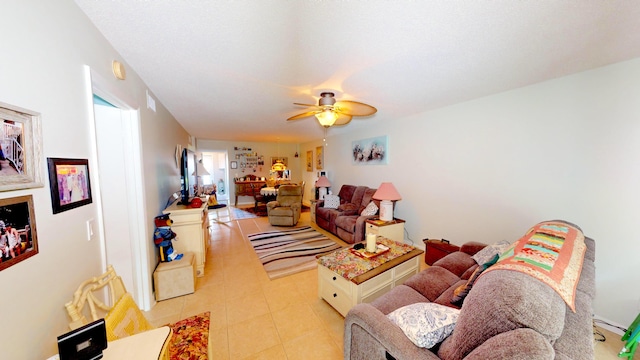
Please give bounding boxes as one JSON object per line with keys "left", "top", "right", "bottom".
{"left": 0, "top": 195, "right": 38, "bottom": 272}
{"left": 230, "top": 161, "right": 238, "bottom": 169}
{"left": 306, "top": 151, "right": 313, "bottom": 172}
{"left": 0, "top": 101, "right": 44, "bottom": 192}
{"left": 47, "top": 158, "right": 93, "bottom": 214}
{"left": 352, "top": 135, "right": 388, "bottom": 165}
{"left": 316, "top": 146, "right": 324, "bottom": 170}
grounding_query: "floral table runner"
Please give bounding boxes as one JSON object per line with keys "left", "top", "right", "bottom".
{"left": 317, "top": 238, "right": 415, "bottom": 281}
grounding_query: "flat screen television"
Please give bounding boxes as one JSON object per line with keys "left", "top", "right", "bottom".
{"left": 180, "top": 148, "right": 196, "bottom": 205}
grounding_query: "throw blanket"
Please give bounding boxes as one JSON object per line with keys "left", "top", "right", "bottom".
{"left": 482, "top": 221, "right": 586, "bottom": 312}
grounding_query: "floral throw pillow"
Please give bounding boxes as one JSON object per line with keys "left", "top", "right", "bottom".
{"left": 360, "top": 201, "right": 378, "bottom": 216}
{"left": 387, "top": 302, "right": 460, "bottom": 348}
{"left": 323, "top": 194, "right": 340, "bottom": 209}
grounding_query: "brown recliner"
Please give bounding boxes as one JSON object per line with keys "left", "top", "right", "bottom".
{"left": 266, "top": 184, "right": 302, "bottom": 226}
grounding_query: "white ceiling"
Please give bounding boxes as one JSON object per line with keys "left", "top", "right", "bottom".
{"left": 74, "top": 1, "right": 640, "bottom": 143}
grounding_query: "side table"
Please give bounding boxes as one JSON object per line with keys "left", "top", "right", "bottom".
{"left": 309, "top": 199, "right": 318, "bottom": 224}
{"left": 365, "top": 218, "right": 405, "bottom": 242}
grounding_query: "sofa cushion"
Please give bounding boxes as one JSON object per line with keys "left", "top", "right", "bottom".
{"left": 471, "top": 240, "right": 510, "bottom": 265}
{"left": 338, "top": 203, "right": 359, "bottom": 214}
{"left": 371, "top": 284, "right": 429, "bottom": 315}
{"left": 403, "top": 266, "right": 461, "bottom": 302}
{"left": 451, "top": 254, "right": 499, "bottom": 306}
{"left": 360, "top": 201, "right": 378, "bottom": 216}
{"left": 432, "top": 251, "right": 478, "bottom": 278}
{"left": 335, "top": 215, "right": 357, "bottom": 233}
{"left": 323, "top": 194, "right": 340, "bottom": 209}
{"left": 387, "top": 302, "right": 460, "bottom": 349}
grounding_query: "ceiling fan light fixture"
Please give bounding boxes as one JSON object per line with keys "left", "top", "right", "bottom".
{"left": 315, "top": 109, "right": 338, "bottom": 127}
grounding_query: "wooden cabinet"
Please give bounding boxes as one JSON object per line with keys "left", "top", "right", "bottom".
{"left": 162, "top": 199, "right": 209, "bottom": 277}
{"left": 365, "top": 218, "right": 405, "bottom": 243}
{"left": 234, "top": 180, "right": 265, "bottom": 205}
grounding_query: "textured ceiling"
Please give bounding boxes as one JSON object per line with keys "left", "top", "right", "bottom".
{"left": 74, "top": 1, "right": 640, "bottom": 143}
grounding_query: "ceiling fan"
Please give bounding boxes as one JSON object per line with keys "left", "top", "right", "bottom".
{"left": 287, "top": 92, "right": 377, "bottom": 128}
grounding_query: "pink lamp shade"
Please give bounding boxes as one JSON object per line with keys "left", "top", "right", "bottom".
{"left": 372, "top": 182, "right": 401, "bottom": 201}
{"left": 315, "top": 176, "right": 331, "bottom": 188}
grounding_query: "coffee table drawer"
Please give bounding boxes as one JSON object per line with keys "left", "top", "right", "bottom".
{"left": 318, "top": 265, "right": 351, "bottom": 294}
{"left": 319, "top": 277, "right": 352, "bottom": 316}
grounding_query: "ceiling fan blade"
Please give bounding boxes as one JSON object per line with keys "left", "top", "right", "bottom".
{"left": 287, "top": 110, "right": 319, "bottom": 121}
{"left": 334, "top": 100, "right": 377, "bottom": 117}
{"left": 333, "top": 113, "right": 353, "bottom": 126}
{"left": 293, "top": 103, "right": 318, "bottom": 108}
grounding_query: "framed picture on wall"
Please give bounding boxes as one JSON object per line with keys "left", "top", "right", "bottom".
{"left": 352, "top": 135, "right": 388, "bottom": 165}
{"left": 47, "top": 158, "right": 93, "bottom": 214}
{"left": 306, "top": 151, "right": 313, "bottom": 172}
{"left": 316, "top": 146, "right": 324, "bottom": 170}
{"left": 0, "top": 195, "right": 38, "bottom": 272}
{"left": 230, "top": 161, "right": 238, "bottom": 169}
{"left": 0, "top": 101, "right": 44, "bottom": 192}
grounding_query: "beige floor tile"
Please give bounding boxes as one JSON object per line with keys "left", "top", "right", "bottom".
{"left": 225, "top": 290, "right": 271, "bottom": 326}
{"left": 262, "top": 280, "right": 306, "bottom": 312}
{"left": 242, "top": 345, "right": 288, "bottom": 360}
{"left": 227, "top": 313, "right": 281, "bottom": 359}
{"left": 271, "top": 302, "right": 323, "bottom": 343}
{"left": 282, "top": 328, "right": 342, "bottom": 360}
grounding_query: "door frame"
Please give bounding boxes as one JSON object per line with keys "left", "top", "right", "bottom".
{"left": 83, "top": 66, "right": 152, "bottom": 309}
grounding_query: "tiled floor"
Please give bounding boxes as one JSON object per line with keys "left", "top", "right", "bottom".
{"left": 144, "top": 208, "right": 346, "bottom": 359}
{"left": 143, "top": 206, "right": 633, "bottom": 359}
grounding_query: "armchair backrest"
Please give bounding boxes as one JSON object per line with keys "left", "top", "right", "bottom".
{"left": 276, "top": 185, "right": 302, "bottom": 206}
{"left": 65, "top": 265, "right": 127, "bottom": 330}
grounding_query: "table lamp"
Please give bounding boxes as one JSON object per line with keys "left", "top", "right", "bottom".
{"left": 372, "top": 182, "right": 401, "bottom": 222}
{"left": 316, "top": 176, "right": 331, "bottom": 200}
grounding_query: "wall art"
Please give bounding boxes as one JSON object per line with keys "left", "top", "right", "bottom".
{"left": 306, "top": 151, "right": 313, "bottom": 172}
{"left": 316, "top": 146, "right": 324, "bottom": 170}
{"left": 47, "top": 158, "right": 93, "bottom": 214}
{"left": 0, "top": 195, "right": 38, "bottom": 272}
{"left": 352, "top": 135, "right": 388, "bottom": 165}
{"left": 0, "top": 101, "right": 44, "bottom": 191}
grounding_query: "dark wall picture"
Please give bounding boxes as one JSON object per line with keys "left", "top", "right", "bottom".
{"left": 0, "top": 195, "right": 38, "bottom": 272}
{"left": 47, "top": 158, "right": 92, "bottom": 214}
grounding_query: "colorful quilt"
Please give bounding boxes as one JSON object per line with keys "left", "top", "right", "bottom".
{"left": 482, "top": 221, "right": 586, "bottom": 312}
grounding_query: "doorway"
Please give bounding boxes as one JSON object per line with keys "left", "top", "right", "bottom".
{"left": 86, "top": 67, "right": 152, "bottom": 309}
{"left": 202, "top": 151, "right": 229, "bottom": 202}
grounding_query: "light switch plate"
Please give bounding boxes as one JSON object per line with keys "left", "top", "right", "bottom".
{"left": 86, "top": 218, "right": 96, "bottom": 241}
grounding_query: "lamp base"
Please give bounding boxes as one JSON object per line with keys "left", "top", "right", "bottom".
{"left": 379, "top": 200, "right": 393, "bottom": 222}
{"left": 319, "top": 187, "right": 328, "bottom": 200}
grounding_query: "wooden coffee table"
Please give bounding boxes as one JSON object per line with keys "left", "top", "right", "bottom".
{"left": 317, "top": 238, "right": 423, "bottom": 317}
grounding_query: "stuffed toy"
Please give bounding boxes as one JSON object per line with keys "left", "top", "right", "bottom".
{"left": 153, "top": 213, "right": 183, "bottom": 262}
{"left": 154, "top": 214, "right": 172, "bottom": 227}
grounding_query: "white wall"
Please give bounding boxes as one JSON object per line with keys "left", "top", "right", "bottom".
{"left": 0, "top": 1, "right": 189, "bottom": 358}
{"left": 312, "top": 58, "right": 640, "bottom": 328}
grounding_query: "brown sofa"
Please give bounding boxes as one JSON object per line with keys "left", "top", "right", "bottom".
{"left": 315, "top": 184, "right": 379, "bottom": 244}
{"left": 344, "top": 221, "right": 596, "bottom": 359}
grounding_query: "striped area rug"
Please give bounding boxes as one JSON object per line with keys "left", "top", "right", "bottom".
{"left": 247, "top": 226, "right": 342, "bottom": 279}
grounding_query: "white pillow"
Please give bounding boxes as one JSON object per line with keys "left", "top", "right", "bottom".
{"left": 387, "top": 302, "right": 460, "bottom": 348}
{"left": 472, "top": 239, "right": 511, "bottom": 265}
{"left": 323, "top": 194, "right": 340, "bottom": 209}
{"left": 361, "top": 201, "right": 378, "bottom": 216}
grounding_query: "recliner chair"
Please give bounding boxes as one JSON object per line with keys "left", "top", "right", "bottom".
{"left": 266, "top": 184, "right": 302, "bottom": 226}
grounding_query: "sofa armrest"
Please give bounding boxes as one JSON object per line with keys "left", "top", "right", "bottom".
{"left": 460, "top": 241, "right": 487, "bottom": 256}
{"left": 344, "top": 304, "right": 438, "bottom": 360}
{"left": 446, "top": 328, "right": 554, "bottom": 360}
{"left": 266, "top": 201, "right": 279, "bottom": 210}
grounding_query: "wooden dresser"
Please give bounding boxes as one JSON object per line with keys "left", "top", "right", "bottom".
{"left": 234, "top": 180, "right": 265, "bottom": 205}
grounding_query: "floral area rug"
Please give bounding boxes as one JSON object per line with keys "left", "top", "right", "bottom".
{"left": 167, "top": 311, "right": 210, "bottom": 360}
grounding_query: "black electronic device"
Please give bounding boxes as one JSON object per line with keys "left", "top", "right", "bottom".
{"left": 180, "top": 148, "right": 196, "bottom": 205}
{"left": 57, "top": 319, "right": 107, "bottom": 360}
